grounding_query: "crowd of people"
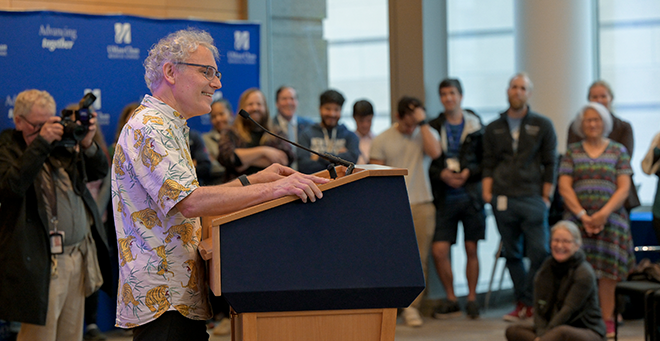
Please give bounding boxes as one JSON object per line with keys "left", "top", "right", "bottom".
{"left": 1, "top": 27, "right": 660, "bottom": 341}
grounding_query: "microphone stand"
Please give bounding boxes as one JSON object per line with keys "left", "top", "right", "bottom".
{"left": 238, "top": 109, "right": 355, "bottom": 178}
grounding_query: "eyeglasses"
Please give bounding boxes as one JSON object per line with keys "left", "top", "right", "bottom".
{"left": 176, "top": 62, "right": 222, "bottom": 81}
{"left": 551, "top": 238, "right": 575, "bottom": 245}
{"left": 20, "top": 115, "right": 45, "bottom": 132}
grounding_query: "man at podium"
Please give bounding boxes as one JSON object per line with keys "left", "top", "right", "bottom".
{"left": 111, "top": 28, "right": 328, "bottom": 341}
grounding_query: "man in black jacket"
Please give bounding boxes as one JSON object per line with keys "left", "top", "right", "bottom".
{"left": 0, "top": 89, "right": 110, "bottom": 341}
{"left": 482, "top": 73, "right": 557, "bottom": 322}
{"left": 429, "top": 78, "right": 485, "bottom": 319}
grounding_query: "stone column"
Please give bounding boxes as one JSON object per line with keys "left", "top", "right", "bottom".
{"left": 514, "top": 0, "right": 597, "bottom": 152}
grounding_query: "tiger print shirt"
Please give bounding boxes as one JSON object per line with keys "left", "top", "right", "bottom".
{"left": 111, "top": 95, "right": 211, "bottom": 328}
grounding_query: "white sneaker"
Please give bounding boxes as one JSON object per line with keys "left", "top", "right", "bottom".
{"left": 212, "top": 317, "right": 231, "bottom": 336}
{"left": 402, "top": 307, "right": 423, "bottom": 327}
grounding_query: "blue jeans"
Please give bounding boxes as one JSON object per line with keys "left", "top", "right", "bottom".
{"left": 492, "top": 195, "right": 549, "bottom": 306}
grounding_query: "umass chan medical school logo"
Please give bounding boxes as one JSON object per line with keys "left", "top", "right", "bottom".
{"left": 227, "top": 30, "right": 257, "bottom": 65}
{"left": 107, "top": 22, "right": 140, "bottom": 60}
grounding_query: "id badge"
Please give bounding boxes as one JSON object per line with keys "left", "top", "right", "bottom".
{"left": 50, "top": 231, "right": 64, "bottom": 255}
{"left": 496, "top": 195, "right": 508, "bottom": 211}
{"left": 446, "top": 158, "right": 461, "bottom": 172}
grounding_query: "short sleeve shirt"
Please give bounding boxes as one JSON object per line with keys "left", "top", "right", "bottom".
{"left": 111, "top": 95, "right": 211, "bottom": 328}
{"left": 370, "top": 124, "right": 439, "bottom": 205}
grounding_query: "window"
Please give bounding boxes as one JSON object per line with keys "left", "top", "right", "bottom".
{"left": 447, "top": 0, "right": 514, "bottom": 124}
{"left": 324, "top": 0, "right": 390, "bottom": 135}
{"left": 599, "top": 0, "right": 660, "bottom": 204}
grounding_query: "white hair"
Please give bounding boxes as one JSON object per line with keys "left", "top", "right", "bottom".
{"left": 144, "top": 28, "right": 219, "bottom": 92}
{"left": 570, "top": 102, "right": 613, "bottom": 138}
{"left": 13, "top": 89, "right": 56, "bottom": 119}
{"left": 551, "top": 220, "right": 582, "bottom": 246}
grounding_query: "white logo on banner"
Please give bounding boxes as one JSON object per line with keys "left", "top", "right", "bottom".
{"left": 0, "top": 44, "right": 7, "bottom": 57}
{"left": 96, "top": 111, "right": 110, "bottom": 126}
{"left": 234, "top": 31, "right": 250, "bottom": 50}
{"left": 114, "top": 23, "right": 132, "bottom": 44}
{"left": 229, "top": 30, "right": 256, "bottom": 65}
{"left": 39, "top": 24, "right": 77, "bottom": 52}
{"left": 6, "top": 94, "right": 17, "bottom": 119}
{"left": 108, "top": 22, "right": 140, "bottom": 60}
{"left": 83, "top": 89, "right": 110, "bottom": 126}
{"left": 84, "top": 89, "right": 102, "bottom": 111}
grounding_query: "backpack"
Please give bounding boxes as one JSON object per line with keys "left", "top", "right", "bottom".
{"left": 628, "top": 258, "right": 660, "bottom": 283}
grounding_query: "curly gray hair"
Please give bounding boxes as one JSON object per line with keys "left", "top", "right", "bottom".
{"left": 144, "top": 28, "right": 219, "bottom": 92}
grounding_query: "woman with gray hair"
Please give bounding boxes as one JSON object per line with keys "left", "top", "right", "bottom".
{"left": 567, "top": 80, "right": 639, "bottom": 211}
{"left": 506, "top": 221, "right": 606, "bottom": 341}
{"left": 558, "top": 102, "right": 634, "bottom": 337}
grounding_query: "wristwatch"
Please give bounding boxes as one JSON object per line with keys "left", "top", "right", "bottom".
{"left": 238, "top": 174, "right": 251, "bottom": 186}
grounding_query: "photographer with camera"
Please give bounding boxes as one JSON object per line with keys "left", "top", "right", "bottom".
{"left": 0, "top": 89, "right": 111, "bottom": 341}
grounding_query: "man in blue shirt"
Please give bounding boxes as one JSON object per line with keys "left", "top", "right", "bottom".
{"left": 298, "top": 89, "right": 359, "bottom": 174}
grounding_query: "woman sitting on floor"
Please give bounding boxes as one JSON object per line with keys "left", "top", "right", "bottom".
{"left": 506, "top": 220, "right": 606, "bottom": 341}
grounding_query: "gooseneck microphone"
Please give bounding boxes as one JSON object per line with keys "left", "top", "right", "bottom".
{"left": 238, "top": 109, "right": 355, "bottom": 176}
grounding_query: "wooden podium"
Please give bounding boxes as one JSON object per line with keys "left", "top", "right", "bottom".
{"left": 199, "top": 165, "right": 424, "bottom": 341}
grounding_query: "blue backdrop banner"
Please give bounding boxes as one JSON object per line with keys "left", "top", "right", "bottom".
{"left": 0, "top": 11, "right": 260, "bottom": 146}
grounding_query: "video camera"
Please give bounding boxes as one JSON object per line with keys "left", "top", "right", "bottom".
{"left": 57, "top": 92, "right": 96, "bottom": 148}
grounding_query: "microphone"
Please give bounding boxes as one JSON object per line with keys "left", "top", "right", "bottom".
{"left": 238, "top": 109, "right": 355, "bottom": 176}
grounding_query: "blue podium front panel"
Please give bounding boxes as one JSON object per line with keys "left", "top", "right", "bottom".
{"left": 219, "top": 176, "right": 425, "bottom": 313}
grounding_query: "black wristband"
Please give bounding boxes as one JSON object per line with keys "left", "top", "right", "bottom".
{"left": 238, "top": 174, "right": 250, "bottom": 186}
{"left": 417, "top": 119, "right": 428, "bottom": 126}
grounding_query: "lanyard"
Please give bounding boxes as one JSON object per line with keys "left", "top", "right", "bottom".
{"left": 321, "top": 127, "right": 338, "bottom": 154}
{"left": 445, "top": 120, "right": 464, "bottom": 153}
{"left": 43, "top": 160, "right": 64, "bottom": 269}
{"left": 43, "top": 161, "right": 59, "bottom": 233}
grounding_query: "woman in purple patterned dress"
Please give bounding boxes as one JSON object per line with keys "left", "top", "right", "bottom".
{"left": 558, "top": 102, "right": 634, "bottom": 338}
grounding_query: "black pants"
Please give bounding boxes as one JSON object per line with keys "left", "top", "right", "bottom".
{"left": 84, "top": 291, "right": 98, "bottom": 325}
{"left": 133, "top": 311, "right": 208, "bottom": 341}
{"left": 210, "top": 294, "right": 231, "bottom": 319}
{"left": 506, "top": 324, "right": 605, "bottom": 341}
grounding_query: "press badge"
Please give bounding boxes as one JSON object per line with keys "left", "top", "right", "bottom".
{"left": 496, "top": 195, "right": 508, "bottom": 211}
{"left": 50, "top": 231, "right": 64, "bottom": 255}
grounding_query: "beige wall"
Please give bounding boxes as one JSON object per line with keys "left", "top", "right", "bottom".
{"left": 0, "top": 0, "right": 246, "bottom": 22}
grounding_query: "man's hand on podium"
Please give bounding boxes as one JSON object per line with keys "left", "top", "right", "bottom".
{"left": 250, "top": 163, "right": 330, "bottom": 203}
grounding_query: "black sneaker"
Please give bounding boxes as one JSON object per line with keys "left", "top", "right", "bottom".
{"left": 83, "top": 327, "right": 107, "bottom": 341}
{"left": 466, "top": 300, "right": 480, "bottom": 319}
{"left": 433, "top": 299, "right": 462, "bottom": 319}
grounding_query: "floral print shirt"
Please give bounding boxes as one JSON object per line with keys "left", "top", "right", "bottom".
{"left": 111, "top": 95, "right": 211, "bottom": 328}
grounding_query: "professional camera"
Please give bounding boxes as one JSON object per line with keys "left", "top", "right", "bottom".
{"left": 57, "top": 92, "right": 96, "bottom": 148}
